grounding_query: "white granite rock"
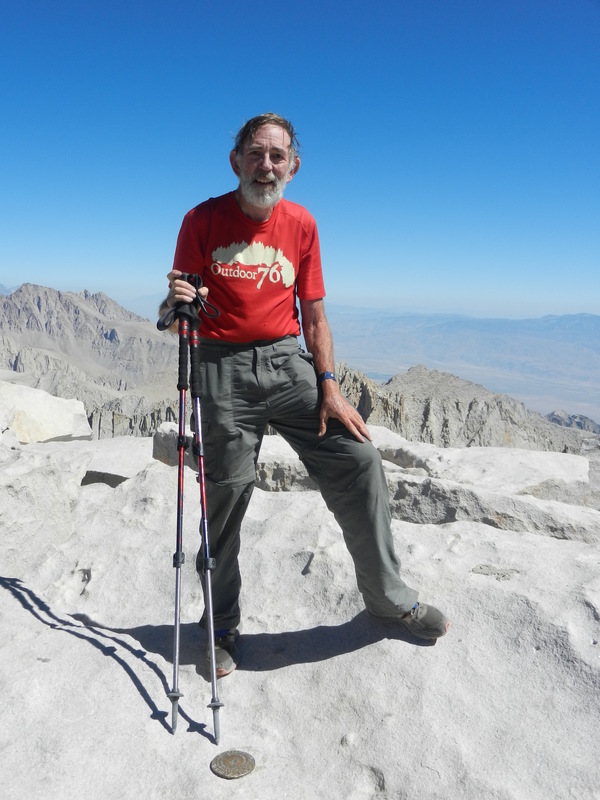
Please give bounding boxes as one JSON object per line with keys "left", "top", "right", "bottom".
{"left": 0, "top": 380, "right": 92, "bottom": 443}
{"left": 2, "top": 421, "right": 600, "bottom": 800}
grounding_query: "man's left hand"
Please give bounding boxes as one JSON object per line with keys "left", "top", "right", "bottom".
{"left": 318, "top": 384, "right": 372, "bottom": 443}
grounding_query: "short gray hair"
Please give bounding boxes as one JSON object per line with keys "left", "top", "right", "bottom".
{"left": 233, "top": 113, "right": 300, "bottom": 164}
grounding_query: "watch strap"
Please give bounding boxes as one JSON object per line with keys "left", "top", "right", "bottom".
{"left": 318, "top": 371, "right": 337, "bottom": 384}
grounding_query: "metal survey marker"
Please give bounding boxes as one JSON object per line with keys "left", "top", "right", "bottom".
{"left": 210, "top": 750, "right": 255, "bottom": 780}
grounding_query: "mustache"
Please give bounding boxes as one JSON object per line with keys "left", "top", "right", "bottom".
{"left": 253, "top": 172, "right": 277, "bottom": 183}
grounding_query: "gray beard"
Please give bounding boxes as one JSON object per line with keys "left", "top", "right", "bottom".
{"left": 238, "top": 171, "right": 287, "bottom": 209}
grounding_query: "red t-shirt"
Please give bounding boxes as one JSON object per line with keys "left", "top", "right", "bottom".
{"left": 172, "top": 192, "right": 325, "bottom": 342}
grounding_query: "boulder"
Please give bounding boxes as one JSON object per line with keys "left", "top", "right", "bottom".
{"left": 0, "top": 380, "right": 92, "bottom": 443}
{"left": 152, "top": 422, "right": 317, "bottom": 491}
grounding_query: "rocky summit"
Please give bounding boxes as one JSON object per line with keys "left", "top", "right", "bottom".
{"left": 1, "top": 385, "right": 600, "bottom": 800}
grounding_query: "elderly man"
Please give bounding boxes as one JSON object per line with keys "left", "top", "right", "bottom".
{"left": 160, "top": 113, "right": 449, "bottom": 676}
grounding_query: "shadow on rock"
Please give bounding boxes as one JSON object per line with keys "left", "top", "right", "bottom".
{"left": 0, "top": 576, "right": 210, "bottom": 738}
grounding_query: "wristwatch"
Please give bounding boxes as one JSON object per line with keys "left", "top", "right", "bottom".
{"left": 318, "top": 371, "right": 337, "bottom": 384}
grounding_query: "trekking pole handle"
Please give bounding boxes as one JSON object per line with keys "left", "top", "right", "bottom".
{"left": 189, "top": 324, "right": 203, "bottom": 399}
{"left": 177, "top": 318, "right": 190, "bottom": 391}
{"left": 183, "top": 274, "right": 220, "bottom": 319}
{"left": 157, "top": 273, "right": 219, "bottom": 332}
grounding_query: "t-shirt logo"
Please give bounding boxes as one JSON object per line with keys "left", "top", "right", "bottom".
{"left": 210, "top": 241, "right": 296, "bottom": 290}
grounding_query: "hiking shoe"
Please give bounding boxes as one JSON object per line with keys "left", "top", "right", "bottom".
{"left": 207, "top": 629, "right": 239, "bottom": 678}
{"left": 398, "top": 602, "right": 450, "bottom": 640}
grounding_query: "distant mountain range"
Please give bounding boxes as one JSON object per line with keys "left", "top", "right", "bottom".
{"left": 5, "top": 282, "right": 597, "bottom": 423}
{"left": 0, "top": 284, "right": 179, "bottom": 438}
{"left": 325, "top": 305, "right": 600, "bottom": 423}
{"left": 1, "top": 283, "right": 598, "bottom": 454}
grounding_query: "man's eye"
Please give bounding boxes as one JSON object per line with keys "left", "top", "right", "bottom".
{"left": 247, "top": 150, "right": 287, "bottom": 162}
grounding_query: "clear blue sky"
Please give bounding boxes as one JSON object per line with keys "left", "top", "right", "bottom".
{"left": 1, "top": 0, "right": 599, "bottom": 319}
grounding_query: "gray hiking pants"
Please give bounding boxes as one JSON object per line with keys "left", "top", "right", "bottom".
{"left": 195, "top": 335, "right": 418, "bottom": 630}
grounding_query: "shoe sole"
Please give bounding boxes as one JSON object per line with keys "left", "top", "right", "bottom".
{"left": 399, "top": 618, "right": 451, "bottom": 640}
{"left": 369, "top": 611, "right": 451, "bottom": 640}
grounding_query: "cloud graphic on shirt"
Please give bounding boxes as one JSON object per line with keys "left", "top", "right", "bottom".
{"left": 212, "top": 241, "right": 295, "bottom": 288}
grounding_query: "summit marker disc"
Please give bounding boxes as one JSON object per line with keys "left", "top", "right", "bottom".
{"left": 210, "top": 750, "right": 255, "bottom": 780}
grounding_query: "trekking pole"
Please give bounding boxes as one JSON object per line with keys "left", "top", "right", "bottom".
{"left": 157, "top": 275, "right": 220, "bottom": 739}
{"left": 189, "top": 314, "right": 223, "bottom": 743}
{"left": 159, "top": 303, "right": 192, "bottom": 733}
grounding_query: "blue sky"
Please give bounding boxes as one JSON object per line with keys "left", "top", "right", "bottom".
{"left": 1, "top": 0, "right": 599, "bottom": 320}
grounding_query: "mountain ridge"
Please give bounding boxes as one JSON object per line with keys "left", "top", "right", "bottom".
{"left": 1, "top": 283, "right": 598, "bottom": 453}
{"left": 326, "top": 304, "right": 600, "bottom": 420}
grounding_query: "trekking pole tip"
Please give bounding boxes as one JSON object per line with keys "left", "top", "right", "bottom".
{"left": 167, "top": 689, "right": 183, "bottom": 734}
{"left": 208, "top": 699, "right": 224, "bottom": 745}
{"left": 214, "top": 709, "right": 220, "bottom": 745}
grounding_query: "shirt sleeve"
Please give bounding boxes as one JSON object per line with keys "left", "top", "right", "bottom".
{"left": 172, "top": 205, "right": 208, "bottom": 276}
{"left": 295, "top": 215, "right": 326, "bottom": 301}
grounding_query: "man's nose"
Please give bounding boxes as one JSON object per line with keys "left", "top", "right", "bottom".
{"left": 258, "top": 153, "right": 273, "bottom": 171}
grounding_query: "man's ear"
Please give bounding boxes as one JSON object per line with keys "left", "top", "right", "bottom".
{"left": 229, "top": 149, "right": 241, "bottom": 176}
{"left": 286, "top": 156, "right": 301, "bottom": 184}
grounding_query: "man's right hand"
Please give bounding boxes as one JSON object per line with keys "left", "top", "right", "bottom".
{"left": 165, "top": 270, "right": 209, "bottom": 308}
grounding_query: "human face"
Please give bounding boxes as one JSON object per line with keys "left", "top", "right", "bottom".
{"left": 231, "top": 124, "right": 300, "bottom": 214}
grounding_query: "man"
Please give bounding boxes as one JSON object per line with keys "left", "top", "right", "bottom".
{"left": 160, "top": 113, "right": 449, "bottom": 677}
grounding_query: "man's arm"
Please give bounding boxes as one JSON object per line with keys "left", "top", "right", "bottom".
{"left": 300, "top": 298, "right": 371, "bottom": 443}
